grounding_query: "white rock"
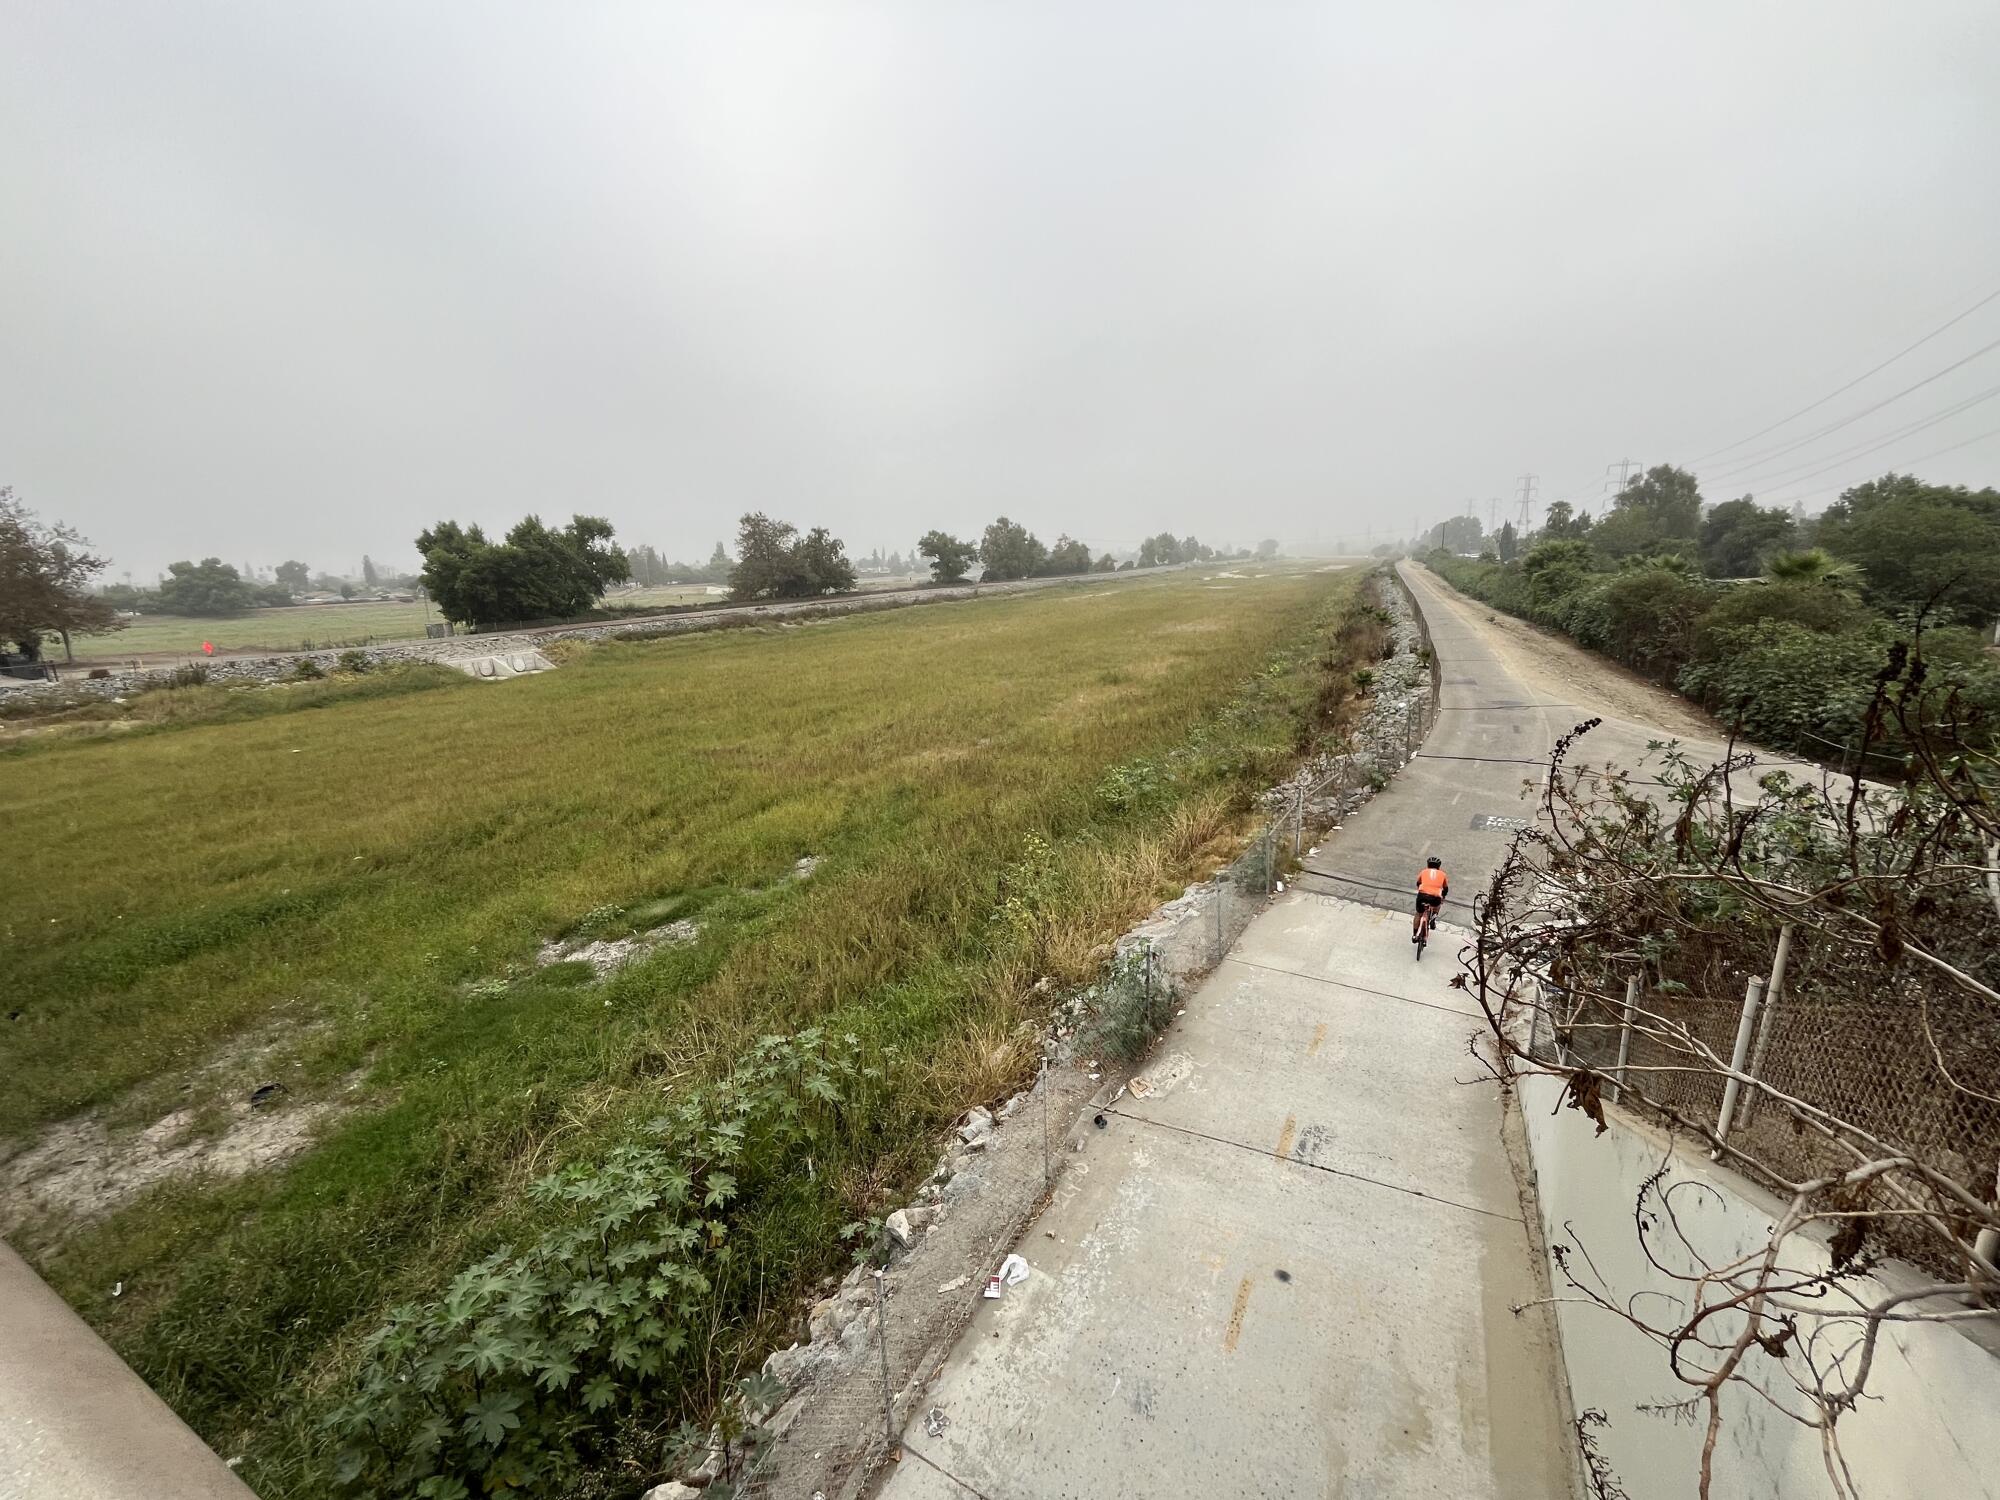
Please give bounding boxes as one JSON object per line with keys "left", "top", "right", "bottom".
{"left": 642, "top": 1484, "right": 700, "bottom": 1500}
{"left": 884, "top": 1208, "right": 915, "bottom": 1248}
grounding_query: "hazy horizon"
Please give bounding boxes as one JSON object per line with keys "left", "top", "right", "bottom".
{"left": 5, "top": 2, "right": 1999, "bottom": 581}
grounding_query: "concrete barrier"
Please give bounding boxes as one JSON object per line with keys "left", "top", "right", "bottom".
{"left": 1517, "top": 1075, "right": 2000, "bottom": 1499}
{"left": 0, "top": 1243, "right": 256, "bottom": 1498}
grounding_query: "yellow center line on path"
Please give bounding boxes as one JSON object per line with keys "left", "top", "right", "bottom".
{"left": 1274, "top": 1114, "right": 1298, "bottom": 1159}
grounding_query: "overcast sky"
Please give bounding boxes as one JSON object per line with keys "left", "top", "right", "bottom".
{"left": 5, "top": 2, "right": 1999, "bottom": 580}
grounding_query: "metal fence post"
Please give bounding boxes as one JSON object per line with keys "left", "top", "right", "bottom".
{"left": 1040, "top": 1058, "right": 1050, "bottom": 1190}
{"left": 1715, "top": 976, "right": 1766, "bottom": 1145}
{"left": 1737, "top": 925, "right": 1794, "bottom": 1128}
{"left": 875, "top": 1269, "right": 895, "bottom": 1451}
{"left": 1611, "top": 976, "right": 1638, "bottom": 1104}
{"left": 1215, "top": 880, "right": 1224, "bottom": 963}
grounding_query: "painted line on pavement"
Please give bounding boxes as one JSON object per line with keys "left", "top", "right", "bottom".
{"left": 1105, "top": 1108, "right": 1523, "bottom": 1225}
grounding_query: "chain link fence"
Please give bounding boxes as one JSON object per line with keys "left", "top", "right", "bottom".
{"left": 1526, "top": 947, "right": 2000, "bottom": 1279}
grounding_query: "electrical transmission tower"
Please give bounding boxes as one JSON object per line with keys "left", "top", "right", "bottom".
{"left": 1604, "top": 457, "right": 1640, "bottom": 495}
{"left": 1514, "top": 474, "right": 1538, "bottom": 531}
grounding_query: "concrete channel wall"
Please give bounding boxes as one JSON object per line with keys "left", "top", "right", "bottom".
{"left": 1517, "top": 1075, "right": 2000, "bottom": 1500}
{"left": 0, "top": 1243, "right": 255, "bottom": 1499}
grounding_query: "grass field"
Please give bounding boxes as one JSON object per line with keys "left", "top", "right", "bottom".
{"left": 5, "top": 565, "right": 1365, "bottom": 1495}
{"left": 69, "top": 599, "right": 436, "bottom": 658}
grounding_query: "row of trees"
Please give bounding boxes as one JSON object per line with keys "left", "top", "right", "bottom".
{"left": 622, "top": 543, "right": 731, "bottom": 587}
{"left": 914, "top": 522, "right": 1275, "bottom": 585}
{"left": 915, "top": 518, "right": 1111, "bottom": 584}
{"left": 7, "top": 482, "right": 1275, "bottom": 651}
{"left": 1426, "top": 465, "right": 2000, "bottom": 758}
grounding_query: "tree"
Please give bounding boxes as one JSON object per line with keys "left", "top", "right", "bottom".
{"left": 416, "top": 514, "right": 631, "bottom": 627}
{"left": 1607, "top": 463, "right": 1703, "bottom": 543}
{"left": 0, "top": 489, "right": 121, "bottom": 661}
{"left": 1256, "top": 538, "right": 1280, "bottom": 560}
{"left": 1814, "top": 473, "right": 2000, "bottom": 623}
{"left": 1092, "top": 552, "right": 1118, "bottom": 573}
{"left": 1763, "top": 547, "right": 1860, "bottom": 591}
{"left": 157, "top": 557, "right": 260, "bottom": 616}
{"left": 917, "top": 530, "right": 977, "bottom": 584}
{"left": 1137, "top": 533, "right": 1182, "bottom": 567}
{"left": 275, "top": 559, "right": 311, "bottom": 593}
{"left": 362, "top": 555, "right": 378, "bottom": 588}
{"left": 1539, "top": 500, "right": 1592, "bottom": 540}
{"left": 1496, "top": 521, "right": 1519, "bottom": 562}
{"left": 729, "top": 514, "right": 803, "bottom": 600}
{"left": 978, "top": 517, "right": 1047, "bottom": 581}
{"left": 1041, "top": 535, "right": 1092, "bottom": 576}
{"left": 1429, "top": 515, "right": 1484, "bottom": 553}
{"left": 793, "top": 527, "right": 857, "bottom": 594}
{"left": 727, "top": 514, "right": 856, "bottom": 600}
{"left": 1698, "top": 496, "right": 1795, "bottom": 578}
{"left": 1518, "top": 539, "right": 1598, "bottom": 618}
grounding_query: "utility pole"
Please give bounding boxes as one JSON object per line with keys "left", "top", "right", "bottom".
{"left": 1515, "top": 474, "right": 1538, "bottom": 531}
{"left": 1488, "top": 497, "right": 1499, "bottom": 535}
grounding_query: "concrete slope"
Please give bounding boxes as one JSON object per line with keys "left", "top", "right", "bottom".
{"left": 874, "top": 562, "right": 1582, "bottom": 1500}
{"left": 0, "top": 1242, "right": 255, "bottom": 1500}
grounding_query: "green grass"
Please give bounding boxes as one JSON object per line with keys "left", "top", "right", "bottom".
{"left": 4, "top": 565, "right": 1361, "bottom": 1494}
{"left": 70, "top": 600, "right": 437, "bottom": 657}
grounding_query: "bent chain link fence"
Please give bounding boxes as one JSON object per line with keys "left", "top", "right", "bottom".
{"left": 1526, "top": 954, "right": 2000, "bottom": 1279}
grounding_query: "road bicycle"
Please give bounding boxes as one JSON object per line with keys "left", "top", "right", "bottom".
{"left": 1413, "top": 901, "right": 1438, "bottom": 959}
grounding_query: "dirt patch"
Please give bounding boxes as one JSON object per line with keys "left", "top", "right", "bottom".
{"left": 535, "top": 920, "right": 700, "bottom": 979}
{"left": 0, "top": 1078, "right": 359, "bottom": 1240}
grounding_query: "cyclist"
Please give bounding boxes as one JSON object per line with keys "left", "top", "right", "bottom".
{"left": 1413, "top": 857, "right": 1448, "bottom": 943}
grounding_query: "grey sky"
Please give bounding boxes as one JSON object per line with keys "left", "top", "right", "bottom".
{"left": 5, "top": 2, "right": 1998, "bottom": 580}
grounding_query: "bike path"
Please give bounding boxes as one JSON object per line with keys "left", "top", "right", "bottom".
{"left": 875, "top": 565, "right": 1576, "bottom": 1499}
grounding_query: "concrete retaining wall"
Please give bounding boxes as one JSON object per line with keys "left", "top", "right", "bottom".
{"left": 1518, "top": 1074, "right": 2000, "bottom": 1499}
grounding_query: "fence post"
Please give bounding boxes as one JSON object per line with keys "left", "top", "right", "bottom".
{"left": 1265, "top": 825, "right": 1274, "bottom": 896}
{"left": 1611, "top": 976, "right": 1639, "bottom": 1104}
{"left": 1040, "top": 1057, "right": 1050, "bottom": 1191}
{"left": 1736, "top": 925, "right": 1793, "bottom": 1127}
{"left": 1404, "top": 701, "right": 1415, "bottom": 761}
{"left": 1714, "top": 976, "right": 1766, "bottom": 1145}
{"left": 1215, "top": 879, "right": 1224, "bottom": 963}
{"left": 875, "top": 1269, "right": 896, "bottom": 1452}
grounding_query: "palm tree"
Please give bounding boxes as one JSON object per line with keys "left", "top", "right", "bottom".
{"left": 1762, "top": 548, "right": 1860, "bottom": 592}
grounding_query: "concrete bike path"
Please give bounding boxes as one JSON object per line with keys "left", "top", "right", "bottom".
{"left": 875, "top": 565, "right": 1577, "bottom": 1499}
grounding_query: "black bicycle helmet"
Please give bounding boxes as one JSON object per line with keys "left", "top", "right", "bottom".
{"left": 1426, "top": 856, "right": 1442, "bottom": 868}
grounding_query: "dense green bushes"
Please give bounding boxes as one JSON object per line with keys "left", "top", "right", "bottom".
{"left": 1427, "top": 542, "right": 2000, "bottom": 760}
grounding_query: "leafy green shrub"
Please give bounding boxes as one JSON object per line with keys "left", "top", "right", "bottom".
{"left": 168, "top": 663, "right": 210, "bottom": 687}
{"left": 337, "top": 649, "right": 372, "bottom": 674}
{"left": 1677, "top": 619, "right": 1891, "bottom": 749}
{"left": 326, "top": 1030, "right": 888, "bottom": 1499}
{"left": 1351, "top": 667, "right": 1375, "bottom": 693}
{"left": 291, "top": 658, "right": 326, "bottom": 681}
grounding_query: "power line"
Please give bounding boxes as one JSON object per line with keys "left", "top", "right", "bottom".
{"left": 1758, "top": 418, "right": 2000, "bottom": 500}
{"left": 1695, "top": 330, "right": 2000, "bottom": 480}
{"left": 1712, "top": 380, "right": 2000, "bottom": 492}
{"left": 1689, "top": 277, "right": 2000, "bottom": 465}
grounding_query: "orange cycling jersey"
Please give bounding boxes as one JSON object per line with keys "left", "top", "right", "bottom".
{"left": 1416, "top": 867, "right": 1448, "bottom": 898}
